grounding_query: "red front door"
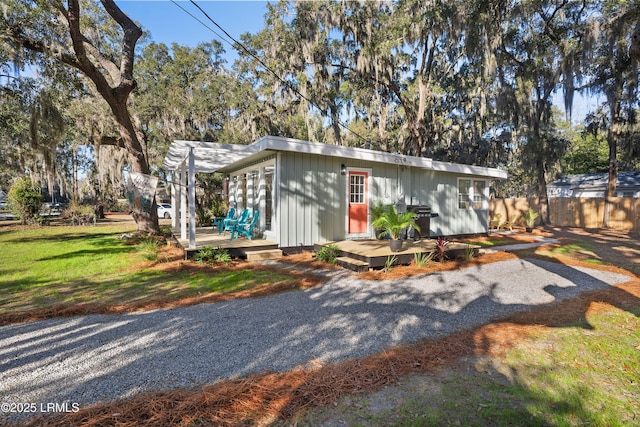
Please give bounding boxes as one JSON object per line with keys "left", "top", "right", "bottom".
{"left": 348, "top": 171, "right": 368, "bottom": 234}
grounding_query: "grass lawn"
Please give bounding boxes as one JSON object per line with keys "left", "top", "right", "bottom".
{"left": 0, "top": 222, "right": 314, "bottom": 318}
{"left": 293, "top": 300, "right": 640, "bottom": 426}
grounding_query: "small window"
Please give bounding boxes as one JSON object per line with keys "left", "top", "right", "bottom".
{"left": 458, "top": 178, "right": 487, "bottom": 210}
{"left": 473, "top": 181, "right": 486, "bottom": 209}
{"left": 458, "top": 179, "right": 471, "bottom": 209}
{"left": 621, "top": 191, "right": 634, "bottom": 198}
{"left": 350, "top": 174, "right": 365, "bottom": 204}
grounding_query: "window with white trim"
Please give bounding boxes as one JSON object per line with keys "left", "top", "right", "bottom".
{"left": 458, "top": 178, "right": 487, "bottom": 210}
{"left": 350, "top": 174, "right": 365, "bottom": 204}
{"left": 473, "top": 181, "right": 486, "bottom": 209}
{"left": 458, "top": 179, "right": 471, "bottom": 209}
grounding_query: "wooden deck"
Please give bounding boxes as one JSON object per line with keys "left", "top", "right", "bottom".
{"left": 173, "top": 227, "right": 280, "bottom": 259}
{"left": 315, "top": 239, "right": 478, "bottom": 271}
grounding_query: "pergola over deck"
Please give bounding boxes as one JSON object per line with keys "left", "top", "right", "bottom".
{"left": 162, "top": 140, "right": 254, "bottom": 249}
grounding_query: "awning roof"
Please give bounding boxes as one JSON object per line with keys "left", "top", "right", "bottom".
{"left": 162, "top": 140, "right": 255, "bottom": 173}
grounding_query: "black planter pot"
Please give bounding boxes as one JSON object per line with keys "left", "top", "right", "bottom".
{"left": 389, "top": 239, "right": 403, "bottom": 252}
{"left": 525, "top": 227, "right": 533, "bottom": 233}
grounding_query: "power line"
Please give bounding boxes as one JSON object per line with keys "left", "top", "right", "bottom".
{"left": 169, "top": 1, "right": 235, "bottom": 49}
{"left": 169, "top": 0, "right": 368, "bottom": 144}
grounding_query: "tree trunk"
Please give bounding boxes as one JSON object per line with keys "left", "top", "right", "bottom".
{"left": 603, "top": 110, "right": 620, "bottom": 229}
{"left": 536, "top": 157, "right": 550, "bottom": 225}
{"left": 70, "top": 0, "right": 159, "bottom": 233}
{"left": 72, "top": 146, "right": 78, "bottom": 203}
{"left": 630, "top": 16, "right": 640, "bottom": 60}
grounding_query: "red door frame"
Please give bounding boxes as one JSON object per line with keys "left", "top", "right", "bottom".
{"left": 347, "top": 169, "right": 370, "bottom": 235}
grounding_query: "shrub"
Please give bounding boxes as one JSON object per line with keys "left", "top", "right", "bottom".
{"left": 138, "top": 238, "right": 160, "bottom": 261}
{"left": 383, "top": 254, "right": 397, "bottom": 272}
{"left": 63, "top": 203, "right": 96, "bottom": 225}
{"left": 197, "top": 207, "right": 212, "bottom": 227}
{"left": 435, "top": 236, "right": 450, "bottom": 262}
{"left": 211, "top": 196, "right": 228, "bottom": 218}
{"left": 462, "top": 244, "right": 475, "bottom": 261}
{"left": 315, "top": 244, "right": 341, "bottom": 264}
{"left": 193, "top": 246, "right": 231, "bottom": 264}
{"left": 414, "top": 251, "right": 434, "bottom": 267}
{"left": 7, "top": 176, "right": 44, "bottom": 224}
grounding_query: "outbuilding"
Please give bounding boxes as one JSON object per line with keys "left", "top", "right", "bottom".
{"left": 547, "top": 171, "right": 640, "bottom": 199}
{"left": 162, "top": 136, "right": 508, "bottom": 251}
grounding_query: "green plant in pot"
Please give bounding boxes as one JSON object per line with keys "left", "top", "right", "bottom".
{"left": 370, "top": 200, "right": 388, "bottom": 240}
{"left": 371, "top": 205, "right": 420, "bottom": 252}
{"left": 524, "top": 208, "right": 539, "bottom": 232}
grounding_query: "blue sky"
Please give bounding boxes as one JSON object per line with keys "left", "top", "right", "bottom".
{"left": 116, "top": 1, "right": 271, "bottom": 61}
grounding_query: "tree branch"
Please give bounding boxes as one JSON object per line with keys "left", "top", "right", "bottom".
{"left": 3, "top": 24, "right": 80, "bottom": 68}
{"left": 100, "top": 0, "right": 143, "bottom": 83}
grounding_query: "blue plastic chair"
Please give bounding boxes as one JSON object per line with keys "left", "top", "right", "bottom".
{"left": 223, "top": 208, "right": 249, "bottom": 235}
{"left": 213, "top": 208, "right": 236, "bottom": 234}
{"left": 231, "top": 211, "right": 260, "bottom": 240}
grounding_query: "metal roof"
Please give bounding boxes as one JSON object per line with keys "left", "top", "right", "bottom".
{"left": 162, "top": 135, "right": 508, "bottom": 179}
{"left": 549, "top": 171, "right": 640, "bottom": 189}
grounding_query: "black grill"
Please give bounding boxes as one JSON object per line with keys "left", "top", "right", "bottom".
{"left": 407, "top": 205, "right": 438, "bottom": 239}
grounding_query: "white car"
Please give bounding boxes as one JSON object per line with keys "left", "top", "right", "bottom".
{"left": 157, "top": 203, "right": 172, "bottom": 219}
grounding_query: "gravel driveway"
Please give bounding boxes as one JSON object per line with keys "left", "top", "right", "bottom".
{"left": 0, "top": 258, "right": 632, "bottom": 424}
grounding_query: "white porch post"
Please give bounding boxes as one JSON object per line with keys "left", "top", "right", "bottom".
{"left": 258, "top": 167, "right": 266, "bottom": 231}
{"left": 247, "top": 171, "right": 255, "bottom": 215}
{"left": 188, "top": 147, "right": 196, "bottom": 249}
{"left": 180, "top": 167, "right": 187, "bottom": 241}
{"left": 170, "top": 171, "right": 178, "bottom": 229}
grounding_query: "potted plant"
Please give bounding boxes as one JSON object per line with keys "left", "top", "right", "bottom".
{"left": 370, "top": 200, "right": 388, "bottom": 240}
{"left": 523, "top": 208, "right": 539, "bottom": 233}
{"left": 371, "top": 205, "right": 421, "bottom": 252}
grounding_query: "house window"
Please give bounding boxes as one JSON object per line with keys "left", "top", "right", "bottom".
{"left": 350, "top": 174, "right": 365, "bottom": 204}
{"left": 458, "top": 178, "right": 487, "bottom": 210}
{"left": 458, "top": 179, "right": 471, "bottom": 209}
{"left": 473, "top": 181, "right": 486, "bottom": 209}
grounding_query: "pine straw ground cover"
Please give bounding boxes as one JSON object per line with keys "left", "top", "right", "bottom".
{"left": 10, "top": 227, "right": 640, "bottom": 426}
{"left": 15, "top": 279, "right": 640, "bottom": 427}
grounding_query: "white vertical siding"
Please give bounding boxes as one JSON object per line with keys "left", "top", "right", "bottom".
{"left": 278, "top": 152, "right": 345, "bottom": 247}
{"left": 277, "top": 152, "right": 491, "bottom": 247}
{"left": 410, "top": 169, "right": 488, "bottom": 236}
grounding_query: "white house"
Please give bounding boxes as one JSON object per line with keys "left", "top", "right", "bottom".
{"left": 162, "top": 136, "right": 508, "bottom": 250}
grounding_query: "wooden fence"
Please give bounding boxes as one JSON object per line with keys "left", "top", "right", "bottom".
{"left": 490, "top": 197, "right": 640, "bottom": 232}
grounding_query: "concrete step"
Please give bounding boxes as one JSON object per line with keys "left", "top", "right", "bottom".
{"left": 245, "top": 249, "right": 283, "bottom": 261}
{"left": 336, "top": 256, "right": 369, "bottom": 272}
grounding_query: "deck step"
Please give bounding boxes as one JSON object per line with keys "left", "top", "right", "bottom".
{"left": 245, "top": 249, "right": 283, "bottom": 261}
{"left": 336, "top": 256, "right": 369, "bottom": 272}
